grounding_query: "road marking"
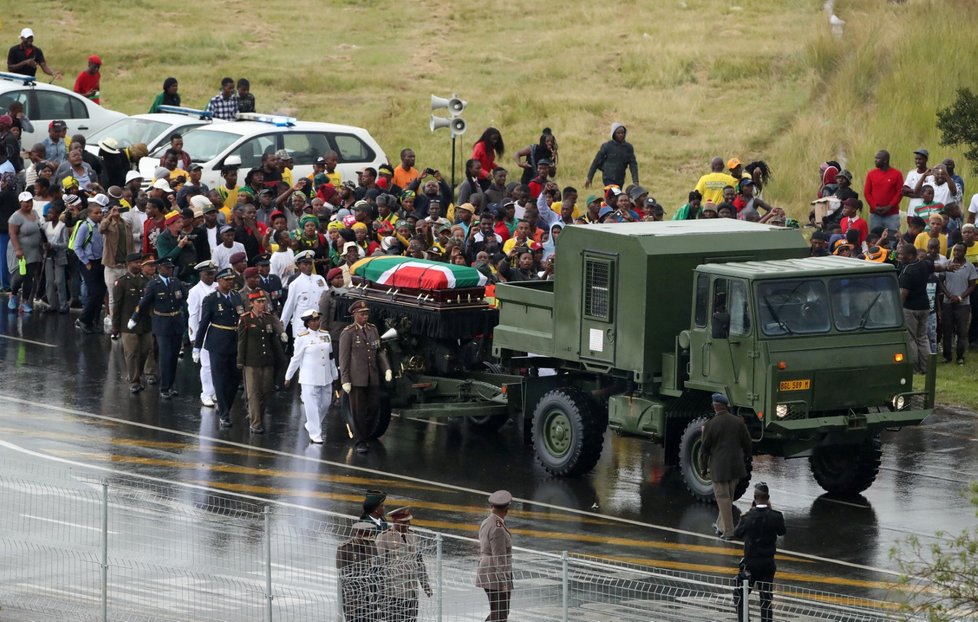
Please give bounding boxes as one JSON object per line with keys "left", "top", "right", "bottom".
{"left": 20, "top": 514, "right": 118, "bottom": 534}
{"left": 0, "top": 334, "right": 57, "bottom": 348}
{"left": 0, "top": 394, "right": 903, "bottom": 577}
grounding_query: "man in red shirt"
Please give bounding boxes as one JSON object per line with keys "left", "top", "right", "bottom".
{"left": 73, "top": 55, "right": 101, "bottom": 103}
{"left": 864, "top": 150, "right": 904, "bottom": 242}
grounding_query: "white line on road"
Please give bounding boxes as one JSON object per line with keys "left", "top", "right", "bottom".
{"left": 20, "top": 514, "right": 118, "bottom": 534}
{"left": 0, "top": 395, "right": 903, "bottom": 577}
{"left": 0, "top": 334, "right": 57, "bottom": 348}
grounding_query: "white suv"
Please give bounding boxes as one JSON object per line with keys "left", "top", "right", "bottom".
{"left": 138, "top": 114, "right": 388, "bottom": 190}
{"left": 0, "top": 72, "right": 125, "bottom": 144}
{"left": 84, "top": 108, "right": 225, "bottom": 159}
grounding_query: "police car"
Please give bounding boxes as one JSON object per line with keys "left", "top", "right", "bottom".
{"left": 84, "top": 106, "right": 225, "bottom": 160}
{"left": 0, "top": 71, "right": 125, "bottom": 144}
{"left": 137, "top": 113, "right": 388, "bottom": 190}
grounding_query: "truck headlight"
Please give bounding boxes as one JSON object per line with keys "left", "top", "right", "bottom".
{"left": 775, "top": 404, "right": 789, "bottom": 419}
{"left": 892, "top": 395, "right": 906, "bottom": 410}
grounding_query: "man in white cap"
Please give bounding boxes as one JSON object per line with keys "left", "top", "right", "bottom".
{"left": 376, "top": 507, "right": 432, "bottom": 621}
{"left": 188, "top": 260, "right": 219, "bottom": 407}
{"left": 283, "top": 309, "right": 338, "bottom": 444}
{"left": 280, "top": 249, "right": 327, "bottom": 338}
{"left": 7, "top": 28, "right": 60, "bottom": 79}
{"left": 476, "top": 490, "right": 513, "bottom": 622}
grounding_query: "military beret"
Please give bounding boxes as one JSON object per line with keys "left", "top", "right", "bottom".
{"left": 349, "top": 300, "right": 370, "bottom": 315}
{"left": 351, "top": 521, "right": 376, "bottom": 534}
{"left": 387, "top": 507, "right": 413, "bottom": 523}
{"left": 294, "top": 249, "right": 315, "bottom": 263}
{"left": 216, "top": 267, "right": 235, "bottom": 280}
{"left": 195, "top": 260, "right": 218, "bottom": 273}
{"left": 229, "top": 252, "right": 247, "bottom": 264}
{"left": 243, "top": 267, "right": 260, "bottom": 278}
{"left": 247, "top": 289, "right": 267, "bottom": 301}
{"left": 488, "top": 490, "right": 512, "bottom": 507}
{"left": 326, "top": 267, "right": 343, "bottom": 281}
{"left": 711, "top": 393, "right": 729, "bottom": 405}
{"left": 362, "top": 489, "right": 386, "bottom": 512}
{"left": 300, "top": 308, "right": 322, "bottom": 321}
{"left": 125, "top": 251, "right": 143, "bottom": 263}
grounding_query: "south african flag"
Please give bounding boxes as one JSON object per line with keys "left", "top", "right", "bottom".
{"left": 350, "top": 256, "right": 488, "bottom": 289}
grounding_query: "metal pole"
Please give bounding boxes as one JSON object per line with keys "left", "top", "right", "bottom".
{"left": 264, "top": 506, "right": 273, "bottom": 622}
{"left": 435, "top": 533, "right": 443, "bottom": 622}
{"left": 100, "top": 480, "right": 108, "bottom": 622}
{"left": 741, "top": 578, "right": 750, "bottom": 621}
{"left": 450, "top": 134, "right": 456, "bottom": 196}
{"left": 561, "top": 550, "right": 569, "bottom": 622}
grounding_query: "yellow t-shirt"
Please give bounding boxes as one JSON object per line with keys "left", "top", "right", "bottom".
{"left": 282, "top": 168, "right": 293, "bottom": 188}
{"left": 913, "top": 232, "right": 948, "bottom": 256}
{"left": 965, "top": 241, "right": 978, "bottom": 265}
{"left": 326, "top": 171, "right": 342, "bottom": 188}
{"left": 694, "top": 172, "right": 738, "bottom": 205}
{"left": 218, "top": 185, "right": 239, "bottom": 213}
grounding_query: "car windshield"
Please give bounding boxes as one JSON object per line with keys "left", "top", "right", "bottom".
{"left": 87, "top": 118, "right": 170, "bottom": 148}
{"left": 757, "top": 279, "right": 830, "bottom": 336}
{"left": 829, "top": 275, "right": 903, "bottom": 331}
{"left": 150, "top": 129, "right": 240, "bottom": 162}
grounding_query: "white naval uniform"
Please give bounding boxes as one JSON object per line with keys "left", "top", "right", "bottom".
{"left": 284, "top": 328, "right": 339, "bottom": 441}
{"left": 280, "top": 272, "right": 328, "bottom": 336}
{"left": 187, "top": 279, "right": 219, "bottom": 404}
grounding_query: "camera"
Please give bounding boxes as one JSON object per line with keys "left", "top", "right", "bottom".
{"left": 423, "top": 168, "right": 436, "bottom": 176}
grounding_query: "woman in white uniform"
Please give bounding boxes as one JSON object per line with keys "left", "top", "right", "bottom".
{"left": 283, "top": 308, "right": 338, "bottom": 444}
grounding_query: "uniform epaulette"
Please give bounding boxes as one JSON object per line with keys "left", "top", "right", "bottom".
{"left": 342, "top": 324, "right": 356, "bottom": 331}
{"left": 297, "top": 330, "right": 309, "bottom": 337}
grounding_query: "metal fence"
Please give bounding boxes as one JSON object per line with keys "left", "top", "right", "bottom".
{"left": 0, "top": 458, "right": 908, "bottom": 621}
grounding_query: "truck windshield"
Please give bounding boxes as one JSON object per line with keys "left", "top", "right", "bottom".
{"left": 757, "top": 280, "right": 830, "bottom": 336}
{"left": 829, "top": 275, "right": 903, "bottom": 331}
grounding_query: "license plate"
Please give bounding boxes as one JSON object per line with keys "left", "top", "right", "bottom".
{"left": 779, "top": 379, "right": 811, "bottom": 391}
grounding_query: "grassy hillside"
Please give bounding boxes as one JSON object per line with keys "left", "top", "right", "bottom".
{"left": 6, "top": 0, "right": 978, "bottom": 218}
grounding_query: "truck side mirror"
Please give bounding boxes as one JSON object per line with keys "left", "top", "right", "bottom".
{"left": 711, "top": 312, "right": 730, "bottom": 339}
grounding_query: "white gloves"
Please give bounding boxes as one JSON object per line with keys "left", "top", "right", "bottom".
{"left": 384, "top": 369, "right": 393, "bottom": 382}
{"left": 342, "top": 383, "right": 352, "bottom": 394}
{"left": 192, "top": 349, "right": 200, "bottom": 364}
{"left": 280, "top": 332, "right": 288, "bottom": 343}
{"left": 126, "top": 318, "right": 137, "bottom": 330}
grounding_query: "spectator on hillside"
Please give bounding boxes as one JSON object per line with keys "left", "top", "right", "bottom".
{"left": 43, "top": 120, "right": 67, "bottom": 167}
{"left": 514, "top": 128, "right": 557, "bottom": 185}
{"left": 939, "top": 243, "right": 977, "bottom": 365}
{"left": 456, "top": 159, "right": 488, "bottom": 205}
{"left": 913, "top": 165, "right": 956, "bottom": 215}
{"left": 585, "top": 123, "right": 638, "bottom": 189}
{"left": 7, "top": 28, "right": 60, "bottom": 79}
{"left": 407, "top": 172, "right": 451, "bottom": 219}
{"left": 864, "top": 150, "right": 904, "bottom": 239}
{"left": 484, "top": 167, "right": 508, "bottom": 207}
{"left": 733, "top": 179, "right": 773, "bottom": 220}
{"left": 914, "top": 214, "right": 948, "bottom": 256}
{"left": 694, "top": 157, "right": 738, "bottom": 205}
{"left": 909, "top": 185, "right": 943, "bottom": 226}
{"left": 839, "top": 199, "right": 869, "bottom": 248}
{"left": 392, "top": 148, "right": 419, "bottom": 191}
{"left": 73, "top": 55, "right": 102, "bottom": 103}
{"left": 944, "top": 158, "right": 964, "bottom": 205}
{"left": 527, "top": 159, "right": 554, "bottom": 200}
{"left": 236, "top": 78, "right": 255, "bottom": 113}
{"left": 471, "top": 128, "right": 504, "bottom": 181}
{"left": 149, "top": 77, "right": 180, "bottom": 113}
{"left": 160, "top": 134, "right": 192, "bottom": 170}
{"left": 54, "top": 147, "right": 96, "bottom": 191}
{"left": 745, "top": 161, "right": 772, "bottom": 198}
{"left": 903, "top": 148, "right": 931, "bottom": 217}
{"left": 206, "top": 77, "right": 239, "bottom": 121}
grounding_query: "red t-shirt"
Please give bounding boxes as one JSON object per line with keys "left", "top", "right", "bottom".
{"left": 841, "top": 216, "right": 869, "bottom": 245}
{"left": 864, "top": 167, "right": 904, "bottom": 217}
{"left": 73, "top": 70, "right": 100, "bottom": 104}
{"left": 471, "top": 142, "right": 495, "bottom": 181}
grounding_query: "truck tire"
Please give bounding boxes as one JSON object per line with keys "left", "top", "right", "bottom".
{"left": 678, "top": 417, "right": 753, "bottom": 503}
{"left": 532, "top": 388, "right": 604, "bottom": 477}
{"left": 809, "top": 435, "right": 882, "bottom": 496}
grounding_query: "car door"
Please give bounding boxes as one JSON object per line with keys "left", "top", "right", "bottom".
{"left": 283, "top": 132, "right": 331, "bottom": 182}
{"left": 35, "top": 90, "right": 90, "bottom": 137}
{"left": 706, "top": 277, "right": 755, "bottom": 403}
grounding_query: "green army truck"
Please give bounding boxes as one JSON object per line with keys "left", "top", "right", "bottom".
{"left": 491, "top": 219, "right": 936, "bottom": 501}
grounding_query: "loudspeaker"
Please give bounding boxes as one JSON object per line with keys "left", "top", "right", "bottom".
{"left": 449, "top": 117, "right": 467, "bottom": 136}
{"left": 430, "top": 116, "right": 466, "bottom": 136}
{"left": 430, "top": 94, "right": 467, "bottom": 116}
{"left": 429, "top": 115, "right": 452, "bottom": 132}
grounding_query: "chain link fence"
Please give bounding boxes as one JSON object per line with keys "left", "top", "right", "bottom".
{"left": 0, "top": 458, "right": 909, "bottom": 621}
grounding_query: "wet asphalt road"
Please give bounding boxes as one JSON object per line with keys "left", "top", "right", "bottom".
{"left": 1, "top": 310, "right": 976, "bottom": 603}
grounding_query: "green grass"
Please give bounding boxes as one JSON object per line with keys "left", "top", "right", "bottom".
{"left": 7, "top": 0, "right": 978, "bottom": 410}
{"left": 935, "top": 355, "right": 978, "bottom": 410}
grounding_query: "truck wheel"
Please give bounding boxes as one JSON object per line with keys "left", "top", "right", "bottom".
{"left": 809, "top": 435, "right": 882, "bottom": 496}
{"left": 532, "top": 388, "right": 604, "bottom": 477}
{"left": 368, "top": 394, "right": 392, "bottom": 440}
{"left": 678, "top": 417, "right": 753, "bottom": 503}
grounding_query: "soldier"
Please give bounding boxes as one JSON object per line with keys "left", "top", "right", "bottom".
{"left": 360, "top": 489, "right": 388, "bottom": 531}
{"left": 376, "top": 507, "right": 432, "bottom": 622}
{"left": 194, "top": 267, "right": 244, "bottom": 428}
{"left": 256, "top": 255, "right": 284, "bottom": 314}
{"left": 236, "top": 290, "right": 286, "bottom": 434}
{"left": 317, "top": 267, "right": 349, "bottom": 345}
{"left": 700, "top": 392, "right": 752, "bottom": 539}
{"left": 111, "top": 251, "right": 153, "bottom": 393}
{"left": 129, "top": 257, "right": 187, "bottom": 399}
{"left": 337, "top": 521, "right": 380, "bottom": 622}
{"left": 475, "top": 490, "right": 514, "bottom": 622}
{"left": 339, "top": 301, "right": 393, "bottom": 454}
{"left": 238, "top": 266, "right": 261, "bottom": 313}
{"left": 187, "top": 259, "right": 218, "bottom": 407}
{"left": 139, "top": 256, "right": 160, "bottom": 385}
{"left": 229, "top": 251, "right": 247, "bottom": 290}
{"left": 283, "top": 309, "right": 338, "bottom": 444}
{"left": 280, "top": 249, "right": 327, "bottom": 337}
{"left": 732, "top": 483, "right": 786, "bottom": 622}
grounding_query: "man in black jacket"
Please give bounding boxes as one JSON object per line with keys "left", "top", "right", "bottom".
{"left": 732, "top": 482, "right": 786, "bottom": 622}
{"left": 700, "top": 392, "right": 752, "bottom": 539}
{"left": 584, "top": 123, "right": 639, "bottom": 189}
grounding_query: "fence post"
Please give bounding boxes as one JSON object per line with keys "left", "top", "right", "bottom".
{"left": 100, "top": 480, "right": 108, "bottom": 622}
{"left": 435, "top": 533, "right": 443, "bottom": 622}
{"left": 740, "top": 578, "right": 751, "bottom": 622}
{"left": 561, "top": 551, "right": 569, "bottom": 622}
{"left": 264, "top": 506, "right": 273, "bottom": 622}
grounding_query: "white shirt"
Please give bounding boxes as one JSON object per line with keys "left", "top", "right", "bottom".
{"left": 968, "top": 193, "right": 978, "bottom": 216}
{"left": 204, "top": 224, "right": 220, "bottom": 251}
{"left": 926, "top": 181, "right": 953, "bottom": 207}
{"left": 187, "top": 280, "right": 218, "bottom": 342}
{"left": 122, "top": 208, "right": 148, "bottom": 248}
{"left": 211, "top": 242, "right": 246, "bottom": 270}
{"left": 904, "top": 169, "right": 932, "bottom": 216}
{"left": 280, "top": 271, "right": 328, "bottom": 332}
{"left": 284, "top": 329, "right": 338, "bottom": 386}
{"left": 270, "top": 250, "right": 296, "bottom": 280}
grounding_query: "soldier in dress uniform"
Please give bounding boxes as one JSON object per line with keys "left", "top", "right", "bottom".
{"left": 318, "top": 267, "right": 349, "bottom": 346}
{"left": 376, "top": 507, "right": 432, "bottom": 622}
{"left": 111, "top": 251, "right": 153, "bottom": 394}
{"left": 475, "top": 490, "right": 514, "bottom": 622}
{"left": 129, "top": 257, "right": 187, "bottom": 399}
{"left": 236, "top": 289, "right": 286, "bottom": 434}
{"left": 337, "top": 521, "right": 381, "bottom": 622}
{"left": 187, "top": 259, "right": 219, "bottom": 407}
{"left": 238, "top": 266, "right": 261, "bottom": 313}
{"left": 360, "top": 490, "right": 389, "bottom": 531}
{"left": 339, "top": 301, "right": 393, "bottom": 454}
{"left": 283, "top": 309, "right": 338, "bottom": 444}
{"left": 228, "top": 251, "right": 248, "bottom": 290}
{"left": 194, "top": 267, "right": 244, "bottom": 428}
{"left": 256, "top": 255, "right": 284, "bottom": 314}
{"left": 280, "top": 249, "right": 327, "bottom": 338}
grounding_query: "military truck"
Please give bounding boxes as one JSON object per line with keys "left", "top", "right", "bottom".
{"left": 337, "top": 219, "right": 936, "bottom": 501}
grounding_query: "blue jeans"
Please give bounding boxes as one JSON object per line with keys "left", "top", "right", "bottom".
{"left": 0, "top": 233, "right": 10, "bottom": 289}
{"left": 869, "top": 213, "right": 900, "bottom": 245}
